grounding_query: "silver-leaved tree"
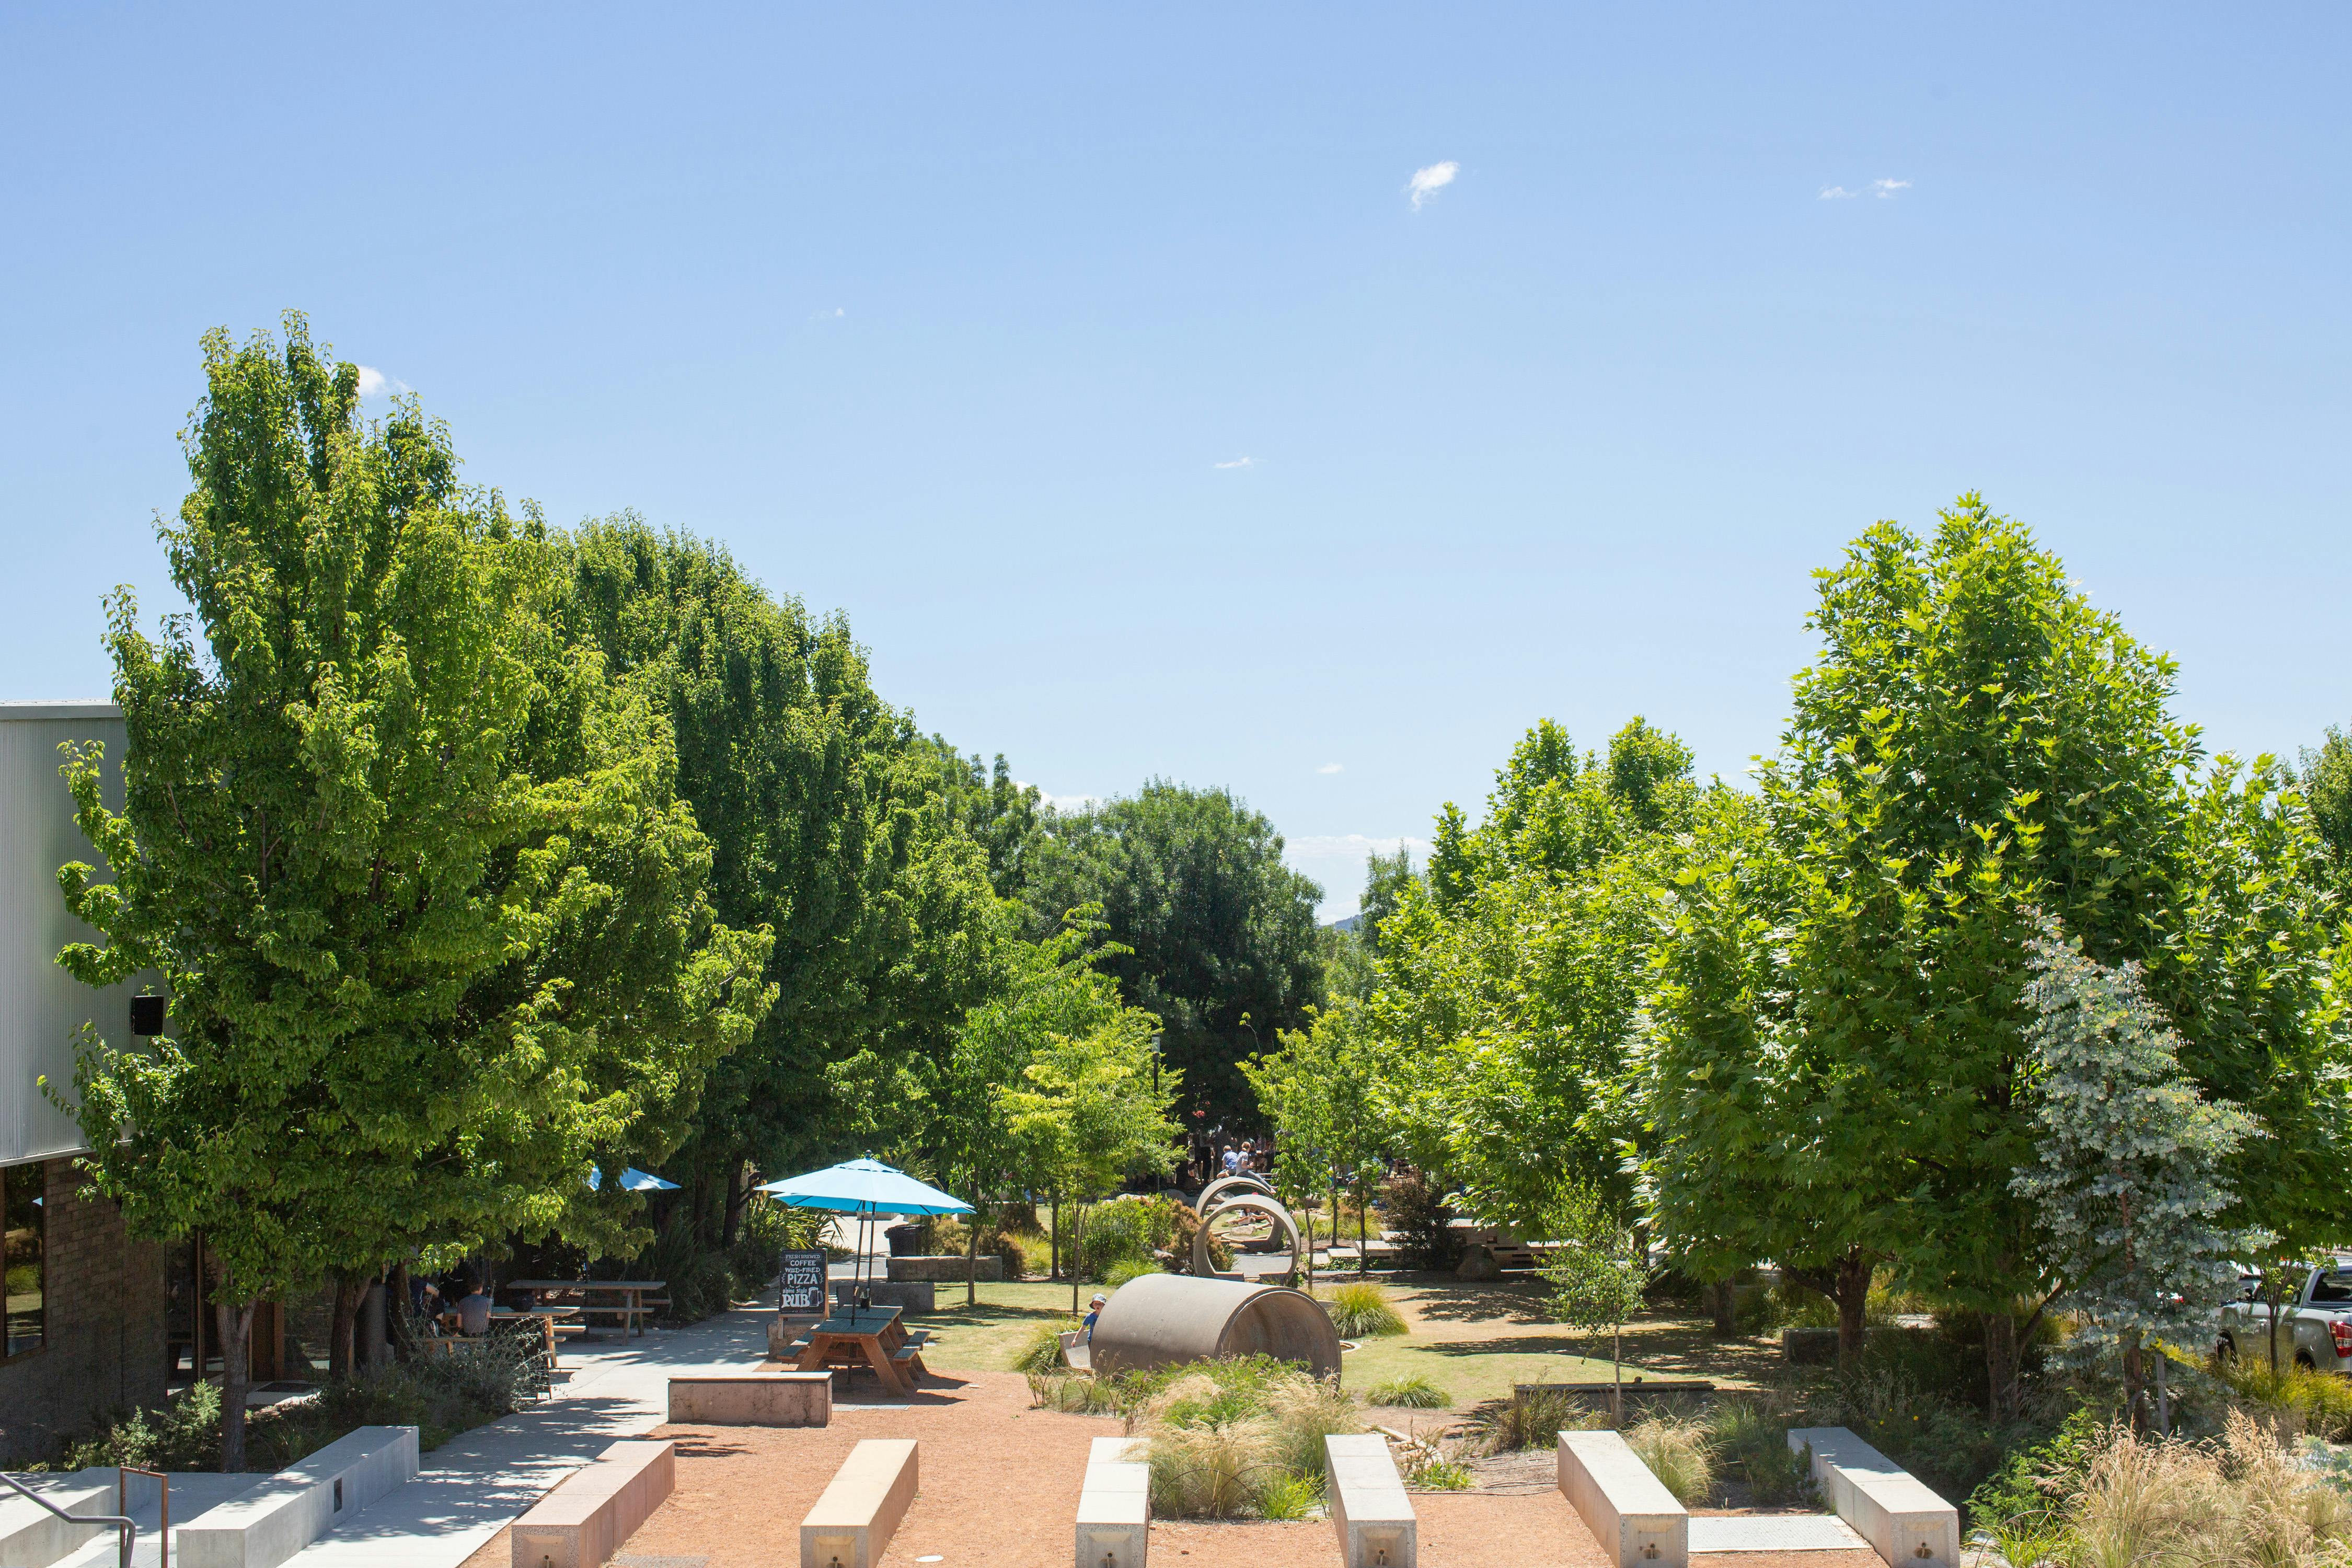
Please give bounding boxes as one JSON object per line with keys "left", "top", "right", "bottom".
{"left": 2011, "top": 919, "right": 2267, "bottom": 1432}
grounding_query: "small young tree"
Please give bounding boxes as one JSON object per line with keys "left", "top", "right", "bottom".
{"left": 1243, "top": 1001, "right": 1389, "bottom": 1277}
{"left": 1540, "top": 1183, "right": 1650, "bottom": 1425}
{"left": 2011, "top": 920, "right": 2266, "bottom": 1431}
{"left": 998, "top": 1011, "right": 1182, "bottom": 1313}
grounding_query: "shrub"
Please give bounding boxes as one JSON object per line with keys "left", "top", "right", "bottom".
{"left": 1105, "top": 1258, "right": 1162, "bottom": 1289}
{"left": 57, "top": 1380, "right": 223, "bottom": 1471}
{"left": 1407, "top": 1457, "right": 1474, "bottom": 1491}
{"left": 1968, "top": 1406, "right": 2101, "bottom": 1529}
{"left": 1077, "top": 1198, "right": 1161, "bottom": 1280}
{"left": 1624, "top": 1414, "right": 1714, "bottom": 1506}
{"left": 1012, "top": 1318, "right": 1082, "bottom": 1376}
{"left": 1323, "top": 1281, "right": 1407, "bottom": 1338}
{"left": 1367, "top": 1375, "right": 1451, "bottom": 1410}
{"left": 2212, "top": 1355, "right": 2352, "bottom": 1442}
{"left": 1467, "top": 1386, "right": 1605, "bottom": 1455}
{"left": 1709, "top": 1401, "right": 1814, "bottom": 1506}
{"left": 1383, "top": 1170, "right": 1460, "bottom": 1272}
{"left": 1258, "top": 1471, "right": 1325, "bottom": 1520}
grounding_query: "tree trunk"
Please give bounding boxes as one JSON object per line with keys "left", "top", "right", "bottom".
{"left": 721, "top": 1159, "right": 749, "bottom": 1250}
{"left": 329, "top": 1273, "right": 365, "bottom": 1378}
{"left": 1357, "top": 1184, "right": 1369, "bottom": 1276}
{"left": 2267, "top": 1271, "right": 2285, "bottom": 1374}
{"left": 1711, "top": 1279, "right": 1737, "bottom": 1338}
{"left": 967, "top": 1203, "right": 982, "bottom": 1308}
{"left": 2122, "top": 1329, "right": 2148, "bottom": 1434}
{"left": 387, "top": 1264, "right": 417, "bottom": 1363}
{"left": 215, "top": 1291, "right": 258, "bottom": 1472}
{"left": 1984, "top": 1308, "right": 2023, "bottom": 1423}
{"left": 1050, "top": 1196, "right": 1060, "bottom": 1282}
{"left": 1835, "top": 1253, "right": 1870, "bottom": 1368}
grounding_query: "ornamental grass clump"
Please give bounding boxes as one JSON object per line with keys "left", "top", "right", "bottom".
{"left": 2063, "top": 1411, "right": 2351, "bottom": 1568}
{"left": 1366, "top": 1374, "right": 1451, "bottom": 1409}
{"left": 1623, "top": 1414, "right": 1714, "bottom": 1506}
{"left": 1322, "top": 1281, "right": 1407, "bottom": 1338}
{"left": 1131, "top": 1356, "right": 1366, "bottom": 1519}
{"left": 1012, "top": 1318, "right": 1081, "bottom": 1376}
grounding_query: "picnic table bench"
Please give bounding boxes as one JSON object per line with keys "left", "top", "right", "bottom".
{"left": 785, "top": 1305, "right": 930, "bottom": 1397}
{"left": 505, "top": 1279, "right": 670, "bottom": 1338}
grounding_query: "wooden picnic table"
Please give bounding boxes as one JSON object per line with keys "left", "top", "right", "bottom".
{"left": 504, "top": 1279, "right": 668, "bottom": 1338}
{"left": 487, "top": 1306, "right": 582, "bottom": 1362}
{"left": 788, "top": 1305, "right": 929, "bottom": 1397}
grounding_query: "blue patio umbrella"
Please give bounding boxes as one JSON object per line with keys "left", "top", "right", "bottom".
{"left": 587, "top": 1166, "right": 681, "bottom": 1193}
{"left": 755, "top": 1158, "right": 972, "bottom": 1305}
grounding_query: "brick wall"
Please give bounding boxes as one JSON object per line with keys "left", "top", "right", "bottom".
{"left": 0, "top": 1158, "right": 169, "bottom": 1465}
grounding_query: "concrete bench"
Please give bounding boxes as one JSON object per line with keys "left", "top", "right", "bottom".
{"left": 667, "top": 1372, "right": 832, "bottom": 1426}
{"left": 831, "top": 1281, "right": 934, "bottom": 1314}
{"left": 1557, "top": 1429, "right": 1688, "bottom": 1568}
{"left": 800, "top": 1438, "right": 918, "bottom": 1568}
{"left": 0, "top": 1469, "right": 119, "bottom": 1565}
{"left": 1075, "top": 1435, "right": 1148, "bottom": 1568}
{"left": 1325, "top": 1434, "right": 1415, "bottom": 1568}
{"left": 506, "top": 1438, "right": 673, "bottom": 1568}
{"left": 887, "top": 1255, "right": 1003, "bottom": 1283}
{"left": 1787, "top": 1426, "right": 1959, "bottom": 1568}
{"left": 176, "top": 1424, "right": 419, "bottom": 1568}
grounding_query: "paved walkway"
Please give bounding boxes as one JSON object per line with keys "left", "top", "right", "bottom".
{"left": 283, "top": 1308, "right": 770, "bottom": 1567}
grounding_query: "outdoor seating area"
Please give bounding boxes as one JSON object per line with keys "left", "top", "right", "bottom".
{"left": 502, "top": 1281, "right": 669, "bottom": 1340}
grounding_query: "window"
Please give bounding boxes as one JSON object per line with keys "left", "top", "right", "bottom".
{"left": 2310, "top": 1270, "right": 2352, "bottom": 1306}
{"left": 3, "top": 1161, "right": 44, "bottom": 1358}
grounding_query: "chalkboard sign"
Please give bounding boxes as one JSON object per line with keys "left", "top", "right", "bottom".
{"left": 778, "top": 1248, "right": 828, "bottom": 1315}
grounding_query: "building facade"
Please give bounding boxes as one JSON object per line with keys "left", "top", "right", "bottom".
{"left": 1, "top": 701, "right": 169, "bottom": 1465}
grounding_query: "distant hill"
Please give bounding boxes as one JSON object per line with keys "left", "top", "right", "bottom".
{"left": 1324, "top": 913, "right": 1363, "bottom": 932}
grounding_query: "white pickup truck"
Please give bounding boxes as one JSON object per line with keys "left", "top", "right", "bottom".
{"left": 2218, "top": 1260, "right": 2352, "bottom": 1371}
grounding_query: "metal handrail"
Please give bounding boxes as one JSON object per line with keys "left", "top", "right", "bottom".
{"left": 0, "top": 1467, "right": 136, "bottom": 1567}
{"left": 120, "top": 1466, "right": 168, "bottom": 1568}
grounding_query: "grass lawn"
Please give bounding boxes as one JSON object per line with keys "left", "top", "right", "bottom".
{"left": 911, "top": 1273, "right": 1786, "bottom": 1409}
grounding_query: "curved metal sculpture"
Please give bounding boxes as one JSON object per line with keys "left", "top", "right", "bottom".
{"left": 1195, "top": 1173, "right": 1276, "bottom": 1217}
{"left": 1191, "top": 1193, "right": 1304, "bottom": 1282}
{"left": 1089, "top": 1273, "right": 1342, "bottom": 1381}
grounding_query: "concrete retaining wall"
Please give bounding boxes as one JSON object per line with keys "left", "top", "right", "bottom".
{"left": 886, "top": 1255, "right": 1001, "bottom": 1283}
{"left": 668, "top": 1373, "right": 832, "bottom": 1426}
{"left": 177, "top": 1424, "right": 419, "bottom": 1568}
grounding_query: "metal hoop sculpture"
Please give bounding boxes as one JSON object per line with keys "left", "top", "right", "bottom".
{"left": 1191, "top": 1192, "right": 1304, "bottom": 1285}
{"left": 1195, "top": 1173, "right": 1276, "bottom": 1218}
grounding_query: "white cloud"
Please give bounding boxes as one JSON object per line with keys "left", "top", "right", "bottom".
{"left": 1286, "top": 834, "right": 1432, "bottom": 860}
{"left": 1872, "top": 178, "right": 1911, "bottom": 198}
{"left": 355, "top": 365, "right": 408, "bottom": 397}
{"left": 811, "top": 306, "right": 845, "bottom": 320}
{"left": 1407, "top": 160, "right": 1459, "bottom": 210}
{"left": 1317, "top": 762, "right": 1344, "bottom": 775}
{"left": 1215, "top": 456, "right": 1254, "bottom": 470}
{"left": 1819, "top": 185, "right": 1858, "bottom": 200}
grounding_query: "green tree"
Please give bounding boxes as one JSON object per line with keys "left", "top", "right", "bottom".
{"left": 1539, "top": 1182, "right": 1650, "bottom": 1424}
{"left": 1020, "top": 781, "right": 1324, "bottom": 1126}
{"left": 997, "top": 1011, "right": 1183, "bottom": 1312}
{"left": 1243, "top": 1001, "right": 1390, "bottom": 1273}
{"left": 564, "top": 520, "right": 1006, "bottom": 1251}
{"left": 53, "top": 319, "right": 770, "bottom": 1468}
{"left": 932, "top": 910, "right": 1133, "bottom": 1301}
{"left": 2301, "top": 725, "right": 2352, "bottom": 901}
{"left": 2011, "top": 921, "right": 2264, "bottom": 1431}
{"left": 1357, "top": 844, "right": 1419, "bottom": 953}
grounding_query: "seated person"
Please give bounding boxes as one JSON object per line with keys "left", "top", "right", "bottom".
{"left": 455, "top": 1282, "right": 494, "bottom": 1337}
{"left": 1082, "top": 1293, "right": 1107, "bottom": 1342}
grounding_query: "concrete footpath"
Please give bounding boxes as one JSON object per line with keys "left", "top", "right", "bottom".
{"left": 285, "top": 1308, "right": 770, "bottom": 1567}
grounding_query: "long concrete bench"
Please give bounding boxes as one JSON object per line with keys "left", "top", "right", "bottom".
{"left": 176, "top": 1425, "right": 419, "bottom": 1568}
{"left": 887, "top": 1255, "right": 1003, "bottom": 1283}
{"left": 508, "top": 1438, "right": 673, "bottom": 1568}
{"left": 1075, "top": 1435, "right": 1148, "bottom": 1568}
{"left": 1324, "top": 1434, "right": 1415, "bottom": 1568}
{"left": 800, "top": 1438, "right": 918, "bottom": 1568}
{"left": 0, "top": 1469, "right": 119, "bottom": 1565}
{"left": 1786, "top": 1427, "right": 1959, "bottom": 1568}
{"left": 1557, "top": 1429, "right": 1688, "bottom": 1568}
{"left": 667, "top": 1372, "right": 832, "bottom": 1426}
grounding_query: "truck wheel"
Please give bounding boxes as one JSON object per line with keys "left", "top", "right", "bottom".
{"left": 2298, "top": 1352, "right": 2319, "bottom": 1371}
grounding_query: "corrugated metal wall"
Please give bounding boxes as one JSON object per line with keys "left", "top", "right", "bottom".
{"left": 1, "top": 702, "right": 138, "bottom": 1166}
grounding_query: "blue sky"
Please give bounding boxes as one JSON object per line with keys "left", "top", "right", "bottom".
{"left": 3, "top": 5, "right": 2345, "bottom": 916}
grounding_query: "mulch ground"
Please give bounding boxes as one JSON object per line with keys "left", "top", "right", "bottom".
{"left": 459, "top": 1367, "right": 1880, "bottom": 1568}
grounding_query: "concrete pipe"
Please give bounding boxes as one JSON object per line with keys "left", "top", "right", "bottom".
{"left": 1192, "top": 1193, "right": 1302, "bottom": 1281}
{"left": 1089, "top": 1273, "right": 1342, "bottom": 1381}
{"left": 1196, "top": 1174, "right": 1276, "bottom": 1216}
